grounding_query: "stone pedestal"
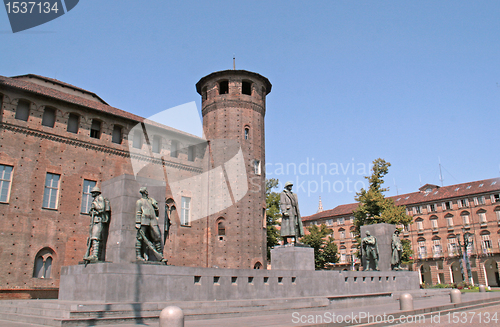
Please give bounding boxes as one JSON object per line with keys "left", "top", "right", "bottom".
{"left": 270, "top": 245, "right": 315, "bottom": 270}
{"left": 360, "top": 223, "right": 396, "bottom": 271}
{"left": 102, "top": 174, "right": 166, "bottom": 263}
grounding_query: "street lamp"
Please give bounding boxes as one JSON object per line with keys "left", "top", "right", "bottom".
{"left": 462, "top": 228, "right": 474, "bottom": 285}
{"left": 456, "top": 233, "right": 465, "bottom": 283}
{"left": 457, "top": 228, "right": 474, "bottom": 285}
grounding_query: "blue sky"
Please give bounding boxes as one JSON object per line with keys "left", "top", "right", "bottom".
{"left": 2, "top": 1, "right": 500, "bottom": 216}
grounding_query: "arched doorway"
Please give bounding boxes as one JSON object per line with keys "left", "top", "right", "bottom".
{"left": 450, "top": 261, "right": 463, "bottom": 284}
{"left": 419, "top": 263, "right": 432, "bottom": 286}
{"left": 483, "top": 259, "right": 499, "bottom": 287}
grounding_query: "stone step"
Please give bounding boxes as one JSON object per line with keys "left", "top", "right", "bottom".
{"left": 0, "top": 312, "right": 62, "bottom": 327}
{"left": 0, "top": 293, "right": 396, "bottom": 326}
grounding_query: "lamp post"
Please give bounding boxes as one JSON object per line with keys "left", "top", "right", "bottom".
{"left": 462, "top": 228, "right": 474, "bottom": 285}
{"left": 457, "top": 234, "right": 465, "bottom": 283}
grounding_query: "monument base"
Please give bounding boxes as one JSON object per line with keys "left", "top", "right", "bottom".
{"left": 59, "top": 262, "right": 419, "bottom": 303}
{"left": 270, "top": 244, "right": 315, "bottom": 270}
{"left": 360, "top": 223, "right": 396, "bottom": 271}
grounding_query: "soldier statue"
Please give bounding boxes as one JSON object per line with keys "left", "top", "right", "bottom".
{"left": 135, "top": 187, "right": 166, "bottom": 262}
{"left": 280, "top": 181, "right": 304, "bottom": 244}
{"left": 361, "top": 231, "right": 379, "bottom": 271}
{"left": 391, "top": 229, "right": 403, "bottom": 270}
{"left": 83, "top": 186, "right": 111, "bottom": 263}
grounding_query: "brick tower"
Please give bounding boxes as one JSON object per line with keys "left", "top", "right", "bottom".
{"left": 196, "top": 70, "right": 272, "bottom": 269}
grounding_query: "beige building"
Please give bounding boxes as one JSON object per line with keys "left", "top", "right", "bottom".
{"left": 303, "top": 178, "right": 500, "bottom": 287}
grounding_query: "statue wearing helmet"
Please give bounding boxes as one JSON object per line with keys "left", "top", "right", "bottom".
{"left": 83, "top": 186, "right": 111, "bottom": 263}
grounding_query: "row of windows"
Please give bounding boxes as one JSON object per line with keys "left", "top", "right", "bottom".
{"left": 1, "top": 163, "right": 243, "bottom": 234}
{"left": 133, "top": 135, "right": 196, "bottom": 161}
{"left": 14, "top": 100, "right": 124, "bottom": 144}
{"left": 408, "top": 195, "right": 498, "bottom": 215}
{"left": 1, "top": 164, "right": 197, "bottom": 228}
{"left": 201, "top": 80, "right": 264, "bottom": 100}
{"left": 416, "top": 232, "right": 497, "bottom": 258}
{"left": 13, "top": 100, "right": 202, "bottom": 161}
{"left": 413, "top": 209, "right": 499, "bottom": 231}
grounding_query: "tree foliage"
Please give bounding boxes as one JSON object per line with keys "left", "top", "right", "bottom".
{"left": 266, "top": 178, "right": 281, "bottom": 260}
{"left": 300, "top": 224, "right": 339, "bottom": 270}
{"left": 400, "top": 238, "right": 413, "bottom": 263}
{"left": 353, "top": 158, "right": 412, "bottom": 231}
{"left": 352, "top": 158, "right": 413, "bottom": 261}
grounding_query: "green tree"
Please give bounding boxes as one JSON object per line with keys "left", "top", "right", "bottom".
{"left": 300, "top": 224, "right": 339, "bottom": 269}
{"left": 266, "top": 178, "right": 281, "bottom": 260}
{"left": 352, "top": 158, "right": 413, "bottom": 260}
{"left": 353, "top": 158, "right": 412, "bottom": 231}
{"left": 400, "top": 238, "right": 413, "bottom": 263}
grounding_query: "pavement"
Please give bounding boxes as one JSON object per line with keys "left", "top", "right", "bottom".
{"left": 1, "top": 291, "right": 500, "bottom": 327}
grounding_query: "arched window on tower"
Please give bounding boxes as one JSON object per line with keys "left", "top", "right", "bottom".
{"left": 244, "top": 126, "right": 250, "bottom": 140}
{"left": 254, "top": 160, "right": 261, "bottom": 175}
{"left": 33, "top": 248, "right": 54, "bottom": 279}
{"left": 218, "top": 80, "right": 229, "bottom": 95}
{"left": 217, "top": 218, "right": 226, "bottom": 241}
{"left": 242, "top": 80, "right": 252, "bottom": 95}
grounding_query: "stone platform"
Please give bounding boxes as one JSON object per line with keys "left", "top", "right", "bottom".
{"left": 59, "top": 263, "right": 419, "bottom": 303}
{"left": 270, "top": 245, "right": 315, "bottom": 270}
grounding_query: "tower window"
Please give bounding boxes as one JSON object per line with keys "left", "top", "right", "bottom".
{"left": 41, "top": 107, "right": 56, "bottom": 128}
{"left": 90, "top": 119, "right": 101, "bottom": 139}
{"left": 67, "top": 113, "right": 79, "bottom": 134}
{"left": 15, "top": 100, "right": 30, "bottom": 121}
{"left": 112, "top": 125, "right": 122, "bottom": 144}
{"left": 254, "top": 160, "right": 261, "bottom": 175}
{"left": 217, "top": 219, "right": 226, "bottom": 236}
{"left": 244, "top": 127, "right": 249, "bottom": 140}
{"left": 242, "top": 81, "right": 252, "bottom": 95}
{"left": 218, "top": 80, "right": 229, "bottom": 95}
{"left": 181, "top": 196, "right": 191, "bottom": 226}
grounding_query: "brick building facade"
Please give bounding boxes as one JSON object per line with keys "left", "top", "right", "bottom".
{"left": 0, "top": 70, "right": 270, "bottom": 297}
{"left": 302, "top": 178, "right": 500, "bottom": 287}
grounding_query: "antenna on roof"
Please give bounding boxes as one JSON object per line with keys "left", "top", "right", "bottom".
{"left": 233, "top": 55, "right": 235, "bottom": 70}
{"left": 438, "top": 157, "right": 444, "bottom": 186}
{"left": 419, "top": 175, "right": 422, "bottom": 186}
{"left": 393, "top": 178, "right": 399, "bottom": 195}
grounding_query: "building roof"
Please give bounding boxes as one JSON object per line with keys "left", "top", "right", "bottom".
{"left": 12, "top": 74, "right": 109, "bottom": 105}
{"left": 303, "top": 177, "right": 500, "bottom": 222}
{"left": 0, "top": 74, "right": 203, "bottom": 141}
